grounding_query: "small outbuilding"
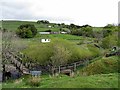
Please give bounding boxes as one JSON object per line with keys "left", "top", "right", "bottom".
{"left": 60, "top": 31, "right": 67, "bottom": 34}
{"left": 41, "top": 39, "right": 51, "bottom": 43}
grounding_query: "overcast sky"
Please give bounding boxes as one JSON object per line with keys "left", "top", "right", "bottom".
{"left": 0, "top": 0, "right": 119, "bottom": 26}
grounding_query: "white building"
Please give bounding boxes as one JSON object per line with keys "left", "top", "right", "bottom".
{"left": 61, "top": 31, "right": 67, "bottom": 34}
{"left": 39, "top": 32, "right": 50, "bottom": 35}
{"left": 48, "top": 25, "right": 52, "bottom": 28}
{"left": 41, "top": 39, "right": 51, "bottom": 43}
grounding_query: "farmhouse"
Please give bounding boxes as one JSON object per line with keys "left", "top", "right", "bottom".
{"left": 41, "top": 39, "right": 51, "bottom": 43}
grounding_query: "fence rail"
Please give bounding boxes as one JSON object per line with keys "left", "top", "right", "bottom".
{"left": 3, "top": 50, "right": 101, "bottom": 75}
{"left": 3, "top": 51, "right": 30, "bottom": 74}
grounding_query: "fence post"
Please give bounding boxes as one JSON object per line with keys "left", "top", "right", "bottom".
{"left": 74, "top": 63, "right": 76, "bottom": 71}
{"left": 59, "top": 66, "right": 61, "bottom": 73}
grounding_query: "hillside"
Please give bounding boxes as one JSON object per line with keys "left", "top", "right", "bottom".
{"left": 1, "top": 20, "right": 105, "bottom": 32}
{"left": 81, "top": 56, "right": 118, "bottom": 75}
{"left": 1, "top": 20, "right": 119, "bottom": 88}
{"left": 1, "top": 20, "right": 61, "bottom": 32}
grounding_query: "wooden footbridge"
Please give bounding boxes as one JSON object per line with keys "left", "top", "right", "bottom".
{"left": 3, "top": 51, "right": 30, "bottom": 75}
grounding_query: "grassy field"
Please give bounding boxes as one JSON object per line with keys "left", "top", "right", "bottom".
{"left": 1, "top": 20, "right": 105, "bottom": 32}
{"left": 2, "top": 73, "right": 118, "bottom": 88}
{"left": 1, "top": 20, "right": 118, "bottom": 88}
{"left": 1, "top": 20, "right": 60, "bottom": 32}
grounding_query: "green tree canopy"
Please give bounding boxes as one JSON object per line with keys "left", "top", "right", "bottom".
{"left": 16, "top": 24, "right": 37, "bottom": 38}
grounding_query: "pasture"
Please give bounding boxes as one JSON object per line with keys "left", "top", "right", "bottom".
{"left": 1, "top": 20, "right": 60, "bottom": 32}
{"left": 2, "top": 73, "right": 118, "bottom": 88}
{"left": 1, "top": 20, "right": 119, "bottom": 88}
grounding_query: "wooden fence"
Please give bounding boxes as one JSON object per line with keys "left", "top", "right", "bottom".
{"left": 4, "top": 51, "right": 100, "bottom": 75}
{"left": 53, "top": 59, "right": 90, "bottom": 74}
{"left": 3, "top": 51, "right": 30, "bottom": 74}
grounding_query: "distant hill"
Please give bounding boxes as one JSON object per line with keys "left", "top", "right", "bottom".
{"left": 1, "top": 20, "right": 61, "bottom": 32}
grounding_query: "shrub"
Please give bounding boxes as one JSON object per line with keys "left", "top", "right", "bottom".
{"left": 16, "top": 24, "right": 37, "bottom": 38}
{"left": 71, "top": 26, "right": 94, "bottom": 37}
{"left": 87, "top": 44, "right": 101, "bottom": 58}
{"left": 26, "top": 76, "right": 41, "bottom": 87}
{"left": 101, "top": 33, "right": 118, "bottom": 49}
{"left": 22, "top": 39, "right": 102, "bottom": 65}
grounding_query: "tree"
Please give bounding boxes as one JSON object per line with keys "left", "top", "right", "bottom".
{"left": 101, "top": 34, "right": 118, "bottom": 49}
{"left": 104, "top": 24, "right": 115, "bottom": 29}
{"left": 50, "top": 44, "right": 71, "bottom": 75}
{"left": 81, "top": 24, "right": 92, "bottom": 28}
{"left": 37, "top": 20, "right": 49, "bottom": 24}
{"left": 93, "top": 31, "right": 103, "bottom": 43}
{"left": 25, "top": 29, "right": 33, "bottom": 38}
{"left": 80, "top": 26, "right": 93, "bottom": 37}
{"left": 102, "top": 29, "right": 112, "bottom": 37}
{"left": 69, "top": 24, "right": 77, "bottom": 29}
{"left": 16, "top": 24, "right": 37, "bottom": 38}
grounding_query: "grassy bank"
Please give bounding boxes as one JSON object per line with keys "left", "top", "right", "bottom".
{"left": 2, "top": 73, "right": 118, "bottom": 88}
{"left": 81, "top": 56, "right": 118, "bottom": 75}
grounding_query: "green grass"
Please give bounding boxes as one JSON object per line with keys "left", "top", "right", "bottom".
{"left": 48, "top": 34, "right": 83, "bottom": 40}
{"left": 38, "top": 34, "right": 95, "bottom": 45}
{"left": 21, "top": 38, "right": 101, "bottom": 65}
{"left": 1, "top": 20, "right": 60, "bottom": 32}
{"left": 2, "top": 73, "right": 118, "bottom": 88}
{"left": 81, "top": 56, "right": 118, "bottom": 75}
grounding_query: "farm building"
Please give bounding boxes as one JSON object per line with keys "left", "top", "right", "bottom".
{"left": 41, "top": 39, "right": 51, "bottom": 43}
{"left": 60, "top": 31, "right": 67, "bottom": 34}
{"left": 48, "top": 25, "right": 52, "bottom": 28}
{"left": 39, "top": 32, "right": 50, "bottom": 35}
{"left": 50, "top": 32, "right": 60, "bottom": 34}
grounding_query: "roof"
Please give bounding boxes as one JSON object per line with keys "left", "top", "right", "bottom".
{"left": 39, "top": 32, "right": 50, "bottom": 34}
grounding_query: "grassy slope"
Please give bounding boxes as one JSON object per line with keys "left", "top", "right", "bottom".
{"left": 1, "top": 21, "right": 104, "bottom": 32}
{"left": 2, "top": 73, "right": 118, "bottom": 88}
{"left": 1, "top": 20, "right": 118, "bottom": 88}
{"left": 81, "top": 56, "right": 118, "bottom": 75}
{"left": 1, "top": 20, "right": 60, "bottom": 32}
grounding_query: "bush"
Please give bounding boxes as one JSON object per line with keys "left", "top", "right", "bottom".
{"left": 71, "top": 26, "right": 94, "bottom": 37}
{"left": 16, "top": 24, "right": 37, "bottom": 38}
{"left": 26, "top": 76, "right": 41, "bottom": 87}
{"left": 22, "top": 39, "right": 102, "bottom": 65}
{"left": 87, "top": 44, "right": 101, "bottom": 58}
{"left": 101, "top": 33, "right": 118, "bottom": 49}
{"left": 102, "top": 29, "right": 112, "bottom": 37}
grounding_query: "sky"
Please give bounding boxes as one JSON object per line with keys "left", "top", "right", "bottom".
{"left": 0, "top": 0, "right": 119, "bottom": 27}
